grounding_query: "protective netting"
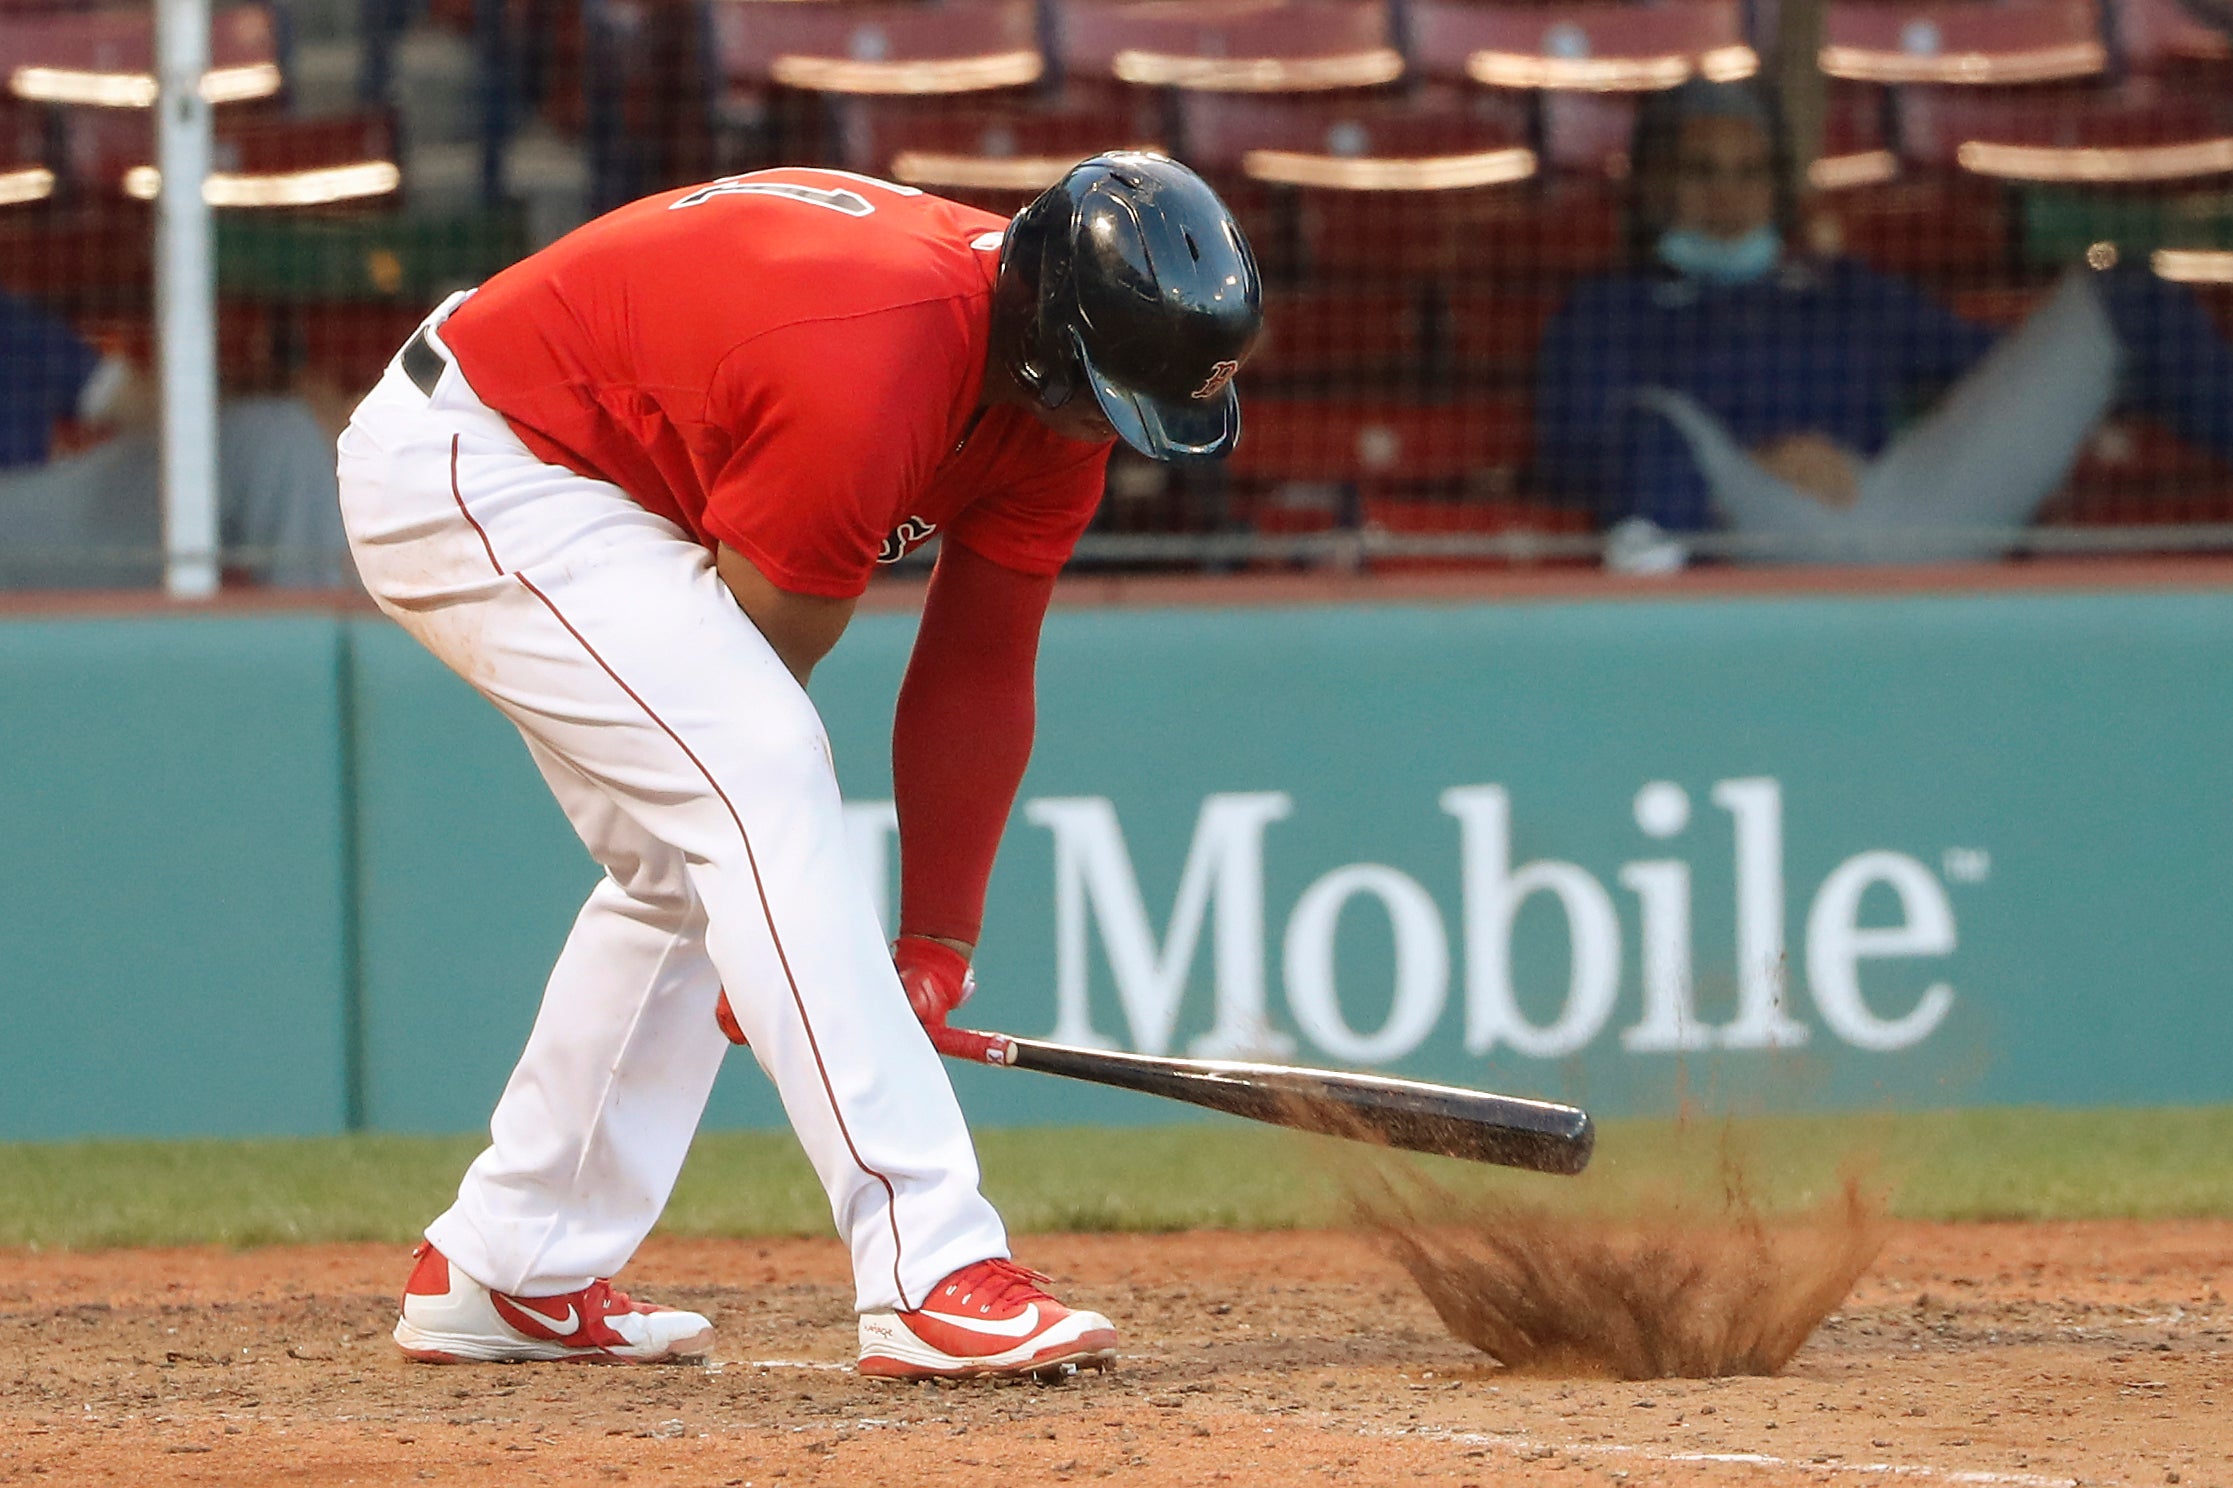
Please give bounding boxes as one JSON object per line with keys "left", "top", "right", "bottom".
{"left": 2, "top": 0, "right": 2230, "bottom": 586}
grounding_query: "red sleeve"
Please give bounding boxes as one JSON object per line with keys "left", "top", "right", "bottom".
{"left": 697, "top": 304, "right": 976, "bottom": 598}
{"left": 941, "top": 436, "right": 1112, "bottom": 577}
{"left": 892, "top": 539, "right": 1056, "bottom": 946}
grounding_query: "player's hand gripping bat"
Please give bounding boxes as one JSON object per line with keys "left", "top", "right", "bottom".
{"left": 929, "top": 1025, "right": 1594, "bottom": 1177}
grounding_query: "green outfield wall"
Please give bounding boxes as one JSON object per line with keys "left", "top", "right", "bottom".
{"left": 4, "top": 580, "right": 2231, "bottom": 1140}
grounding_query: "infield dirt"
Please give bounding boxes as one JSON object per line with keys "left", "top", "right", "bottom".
{"left": 1, "top": 1221, "right": 2226, "bottom": 1488}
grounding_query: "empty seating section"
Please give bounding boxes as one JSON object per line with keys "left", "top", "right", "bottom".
{"left": 1176, "top": 87, "right": 1535, "bottom": 189}
{"left": 1819, "top": 0, "right": 2105, "bottom": 85}
{"left": 1899, "top": 82, "right": 2233, "bottom": 184}
{"left": 0, "top": 3, "right": 279, "bottom": 110}
{"left": 2, "top": 0, "right": 2229, "bottom": 562}
{"left": 847, "top": 93, "right": 1164, "bottom": 199}
{"left": 1226, "top": 398, "right": 1531, "bottom": 488}
{"left": 2114, "top": 0, "right": 2233, "bottom": 71}
{"left": 0, "top": 1, "right": 426, "bottom": 416}
{"left": 1406, "top": 0, "right": 1753, "bottom": 175}
{"left": 1052, "top": 0, "right": 1402, "bottom": 92}
{"left": 1407, "top": 0, "right": 1755, "bottom": 93}
{"left": 712, "top": 0, "right": 1042, "bottom": 96}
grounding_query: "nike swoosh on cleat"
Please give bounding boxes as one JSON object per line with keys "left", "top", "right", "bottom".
{"left": 495, "top": 1297, "right": 583, "bottom": 1340}
{"left": 920, "top": 1304, "right": 1043, "bottom": 1341}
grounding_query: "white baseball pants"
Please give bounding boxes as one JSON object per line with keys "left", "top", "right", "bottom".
{"left": 335, "top": 302, "right": 1008, "bottom": 1311}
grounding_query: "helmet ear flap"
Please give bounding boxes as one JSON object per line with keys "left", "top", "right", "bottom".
{"left": 994, "top": 183, "right": 1087, "bottom": 411}
{"left": 1028, "top": 203, "right": 1084, "bottom": 409}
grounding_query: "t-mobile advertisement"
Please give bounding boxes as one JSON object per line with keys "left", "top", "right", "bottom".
{"left": 5, "top": 584, "right": 2232, "bottom": 1137}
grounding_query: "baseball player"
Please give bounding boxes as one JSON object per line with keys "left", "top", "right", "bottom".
{"left": 335, "top": 153, "right": 1261, "bottom": 1379}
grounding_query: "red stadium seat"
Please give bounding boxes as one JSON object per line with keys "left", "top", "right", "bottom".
{"left": 1176, "top": 85, "right": 1536, "bottom": 190}
{"left": 0, "top": 95, "right": 47, "bottom": 206}
{"left": 1405, "top": 0, "right": 1753, "bottom": 175}
{"left": 2181, "top": 279, "right": 2233, "bottom": 342}
{"left": 1231, "top": 415, "right": 1593, "bottom": 574}
{"left": 1245, "top": 492, "right": 1345, "bottom": 535}
{"left": 1053, "top": 0, "right": 1402, "bottom": 93}
{"left": 709, "top": 0, "right": 1043, "bottom": 96}
{"left": 1807, "top": 176, "right": 2012, "bottom": 280}
{"left": 294, "top": 301, "right": 439, "bottom": 392}
{"left": 1297, "top": 177, "right": 1622, "bottom": 282}
{"left": 1819, "top": 0, "right": 2106, "bottom": 85}
{"left": 2059, "top": 416, "right": 2233, "bottom": 525}
{"left": 1804, "top": 82, "right": 1901, "bottom": 190}
{"left": 0, "top": 2, "right": 279, "bottom": 109}
{"left": 1247, "top": 286, "right": 1428, "bottom": 386}
{"left": 845, "top": 91, "right": 1163, "bottom": 198}
{"left": 1358, "top": 493, "right": 1591, "bottom": 569}
{"left": 1445, "top": 288, "right": 1563, "bottom": 380}
{"left": 2112, "top": 0, "right": 2233, "bottom": 73}
{"left": 62, "top": 109, "right": 399, "bottom": 206}
{"left": 1225, "top": 395, "right": 1530, "bottom": 483}
{"left": 1944, "top": 281, "right": 2051, "bottom": 325}
{"left": 1407, "top": 0, "right": 1756, "bottom": 93}
{"left": 1898, "top": 80, "right": 2233, "bottom": 184}
{"left": 66, "top": 301, "right": 282, "bottom": 387}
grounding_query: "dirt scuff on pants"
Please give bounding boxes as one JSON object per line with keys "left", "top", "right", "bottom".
{"left": 1354, "top": 1147, "right": 1886, "bottom": 1379}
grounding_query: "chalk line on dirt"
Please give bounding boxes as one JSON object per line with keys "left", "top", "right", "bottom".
{"left": 1381, "top": 1425, "right": 2078, "bottom": 1488}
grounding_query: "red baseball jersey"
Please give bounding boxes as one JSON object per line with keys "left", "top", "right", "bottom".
{"left": 440, "top": 168, "right": 1112, "bottom": 597}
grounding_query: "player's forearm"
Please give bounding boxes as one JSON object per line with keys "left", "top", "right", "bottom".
{"left": 715, "top": 543, "right": 857, "bottom": 685}
{"left": 891, "top": 542, "right": 1053, "bottom": 949}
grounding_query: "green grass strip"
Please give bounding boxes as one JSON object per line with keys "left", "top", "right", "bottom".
{"left": 1, "top": 1106, "right": 2229, "bottom": 1252}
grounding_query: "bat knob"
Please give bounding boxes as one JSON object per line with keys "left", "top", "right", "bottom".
{"left": 930, "top": 1024, "right": 1015, "bottom": 1065}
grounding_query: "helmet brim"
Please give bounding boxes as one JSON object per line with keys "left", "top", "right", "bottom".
{"left": 1070, "top": 327, "right": 1240, "bottom": 461}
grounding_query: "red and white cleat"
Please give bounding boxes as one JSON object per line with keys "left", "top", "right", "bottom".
{"left": 857, "top": 1258, "right": 1119, "bottom": 1380}
{"left": 391, "top": 1242, "right": 714, "bottom": 1364}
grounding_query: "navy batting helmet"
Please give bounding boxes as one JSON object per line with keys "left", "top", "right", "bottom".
{"left": 992, "top": 152, "right": 1263, "bottom": 461}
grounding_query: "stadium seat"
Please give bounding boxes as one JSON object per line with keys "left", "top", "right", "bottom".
{"left": 1241, "top": 484, "right": 1347, "bottom": 538}
{"left": 1297, "top": 177, "right": 1622, "bottom": 283}
{"left": 1444, "top": 287, "right": 1563, "bottom": 381}
{"left": 1407, "top": 0, "right": 1756, "bottom": 93}
{"left": 1175, "top": 85, "right": 1536, "bottom": 190}
{"left": 0, "top": 2, "right": 280, "bottom": 109}
{"left": 845, "top": 91, "right": 1163, "bottom": 198}
{"left": 2060, "top": 415, "right": 2233, "bottom": 525}
{"left": 708, "top": 0, "right": 1043, "bottom": 96}
{"left": 1944, "top": 281, "right": 2053, "bottom": 325}
{"left": 1897, "top": 80, "right": 2233, "bottom": 185}
{"left": 1819, "top": 0, "right": 2106, "bottom": 85}
{"left": 1357, "top": 492, "right": 1592, "bottom": 569}
{"left": 1405, "top": 0, "right": 1753, "bottom": 176}
{"left": 1246, "top": 286, "right": 1433, "bottom": 389}
{"left": 0, "top": 96, "right": 46, "bottom": 206}
{"left": 64, "top": 109, "right": 399, "bottom": 207}
{"left": 1804, "top": 82, "right": 1901, "bottom": 191}
{"left": 1225, "top": 395, "right": 1531, "bottom": 484}
{"left": 2181, "top": 278, "right": 2233, "bottom": 340}
{"left": 1052, "top": 0, "right": 1403, "bottom": 93}
{"left": 2110, "top": 0, "right": 2233, "bottom": 74}
{"left": 292, "top": 300, "right": 439, "bottom": 392}
{"left": 1807, "top": 175, "right": 2013, "bottom": 280}
{"left": 0, "top": 199, "right": 146, "bottom": 297}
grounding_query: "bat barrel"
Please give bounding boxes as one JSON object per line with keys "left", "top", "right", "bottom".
{"left": 1001, "top": 1037, "right": 1595, "bottom": 1176}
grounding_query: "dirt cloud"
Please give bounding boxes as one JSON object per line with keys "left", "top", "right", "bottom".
{"left": 1351, "top": 1135, "right": 1886, "bottom": 1379}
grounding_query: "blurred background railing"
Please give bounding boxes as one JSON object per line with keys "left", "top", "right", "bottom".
{"left": 1, "top": 0, "right": 2230, "bottom": 589}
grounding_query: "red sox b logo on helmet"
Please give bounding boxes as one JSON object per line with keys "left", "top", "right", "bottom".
{"left": 878, "top": 516, "right": 939, "bottom": 564}
{"left": 1191, "top": 360, "right": 1241, "bottom": 401}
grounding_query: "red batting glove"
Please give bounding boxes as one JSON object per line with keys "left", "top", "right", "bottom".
{"left": 893, "top": 934, "right": 974, "bottom": 1031}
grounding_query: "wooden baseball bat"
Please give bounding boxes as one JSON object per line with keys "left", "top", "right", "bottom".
{"left": 933, "top": 1027, "right": 1594, "bottom": 1176}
